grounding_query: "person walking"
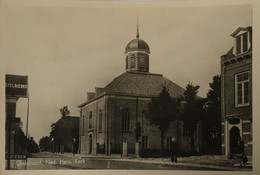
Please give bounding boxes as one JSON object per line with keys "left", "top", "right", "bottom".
{"left": 237, "top": 137, "right": 247, "bottom": 167}
{"left": 170, "top": 138, "right": 178, "bottom": 163}
{"left": 72, "top": 138, "right": 77, "bottom": 157}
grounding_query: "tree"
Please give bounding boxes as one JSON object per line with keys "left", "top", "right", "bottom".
{"left": 27, "top": 137, "right": 40, "bottom": 153}
{"left": 182, "top": 82, "right": 204, "bottom": 153}
{"left": 204, "top": 75, "right": 221, "bottom": 154}
{"left": 49, "top": 123, "right": 64, "bottom": 151}
{"left": 14, "top": 128, "right": 27, "bottom": 154}
{"left": 174, "top": 96, "right": 184, "bottom": 145}
{"left": 49, "top": 120, "right": 78, "bottom": 153}
{"left": 146, "top": 86, "right": 180, "bottom": 151}
{"left": 134, "top": 121, "right": 142, "bottom": 142}
{"left": 59, "top": 106, "right": 70, "bottom": 117}
{"left": 39, "top": 136, "right": 50, "bottom": 151}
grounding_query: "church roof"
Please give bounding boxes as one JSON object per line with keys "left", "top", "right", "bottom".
{"left": 53, "top": 116, "right": 79, "bottom": 129}
{"left": 125, "top": 24, "right": 150, "bottom": 54}
{"left": 125, "top": 38, "right": 150, "bottom": 54}
{"left": 78, "top": 71, "right": 185, "bottom": 108}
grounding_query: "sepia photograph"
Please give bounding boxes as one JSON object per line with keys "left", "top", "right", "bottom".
{"left": 2, "top": 0, "right": 257, "bottom": 174}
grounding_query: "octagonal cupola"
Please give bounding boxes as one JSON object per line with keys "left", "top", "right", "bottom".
{"left": 125, "top": 26, "right": 150, "bottom": 72}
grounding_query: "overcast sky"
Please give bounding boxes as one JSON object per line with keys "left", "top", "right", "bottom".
{"left": 4, "top": 1, "right": 252, "bottom": 143}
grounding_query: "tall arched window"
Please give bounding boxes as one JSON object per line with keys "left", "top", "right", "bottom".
{"left": 89, "top": 111, "right": 93, "bottom": 129}
{"left": 122, "top": 108, "right": 130, "bottom": 132}
{"left": 99, "top": 109, "right": 102, "bottom": 132}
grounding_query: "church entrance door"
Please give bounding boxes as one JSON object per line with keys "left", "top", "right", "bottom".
{"left": 229, "top": 126, "right": 240, "bottom": 155}
{"left": 89, "top": 134, "right": 92, "bottom": 154}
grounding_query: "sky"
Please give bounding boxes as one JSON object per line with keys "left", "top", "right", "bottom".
{"left": 4, "top": 1, "right": 252, "bottom": 143}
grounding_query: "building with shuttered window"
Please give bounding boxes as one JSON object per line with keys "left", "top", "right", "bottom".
{"left": 220, "top": 26, "right": 252, "bottom": 158}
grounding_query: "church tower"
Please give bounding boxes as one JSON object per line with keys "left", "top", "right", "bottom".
{"left": 125, "top": 24, "right": 150, "bottom": 72}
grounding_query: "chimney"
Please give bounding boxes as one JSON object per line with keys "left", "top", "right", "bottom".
{"left": 87, "top": 92, "right": 95, "bottom": 101}
{"left": 95, "top": 87, "right": 105, "bottom": 96}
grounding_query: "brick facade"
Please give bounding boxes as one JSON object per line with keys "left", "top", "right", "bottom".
{"left": 221, "top": 27, "right": 252, "bottom": 158}
{"left": 79, "top": 95, "right": 203, "bottom": 155}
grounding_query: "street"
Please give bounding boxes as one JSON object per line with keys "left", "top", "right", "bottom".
{"left": 9, "top": 152, "right": 252, "bottom": 171}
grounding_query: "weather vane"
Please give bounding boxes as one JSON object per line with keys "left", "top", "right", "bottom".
{"left": 136, "top": 16, "right": 139, "bottom": 39}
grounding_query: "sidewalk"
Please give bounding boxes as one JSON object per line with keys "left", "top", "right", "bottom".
{"left": 71, "top": 153, "right": 252, "bottom": 171}
{"left": 36, "top": 152, "right": 252, "bottom": 170}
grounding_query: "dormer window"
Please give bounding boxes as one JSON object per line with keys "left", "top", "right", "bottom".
{"left": 236, "top": 32, "right": 248, "bottom": 55}
{"left": 236, "top": 36, "right": 241, "bottom": 54}
{"left": 242, "top": 33, "right": 248, "bottom": 52}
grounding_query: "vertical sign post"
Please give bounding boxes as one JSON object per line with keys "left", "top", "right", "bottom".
{"left": 5, "top": 74, "right": 28, "bottom": 170}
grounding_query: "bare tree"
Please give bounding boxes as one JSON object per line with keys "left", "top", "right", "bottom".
{"left": 59, "top": 106, "right": 70, "bottom": 117}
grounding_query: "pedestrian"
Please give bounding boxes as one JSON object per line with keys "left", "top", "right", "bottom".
{"left": 241, "top": 153, "right": 248, "bottom": 167}
{"left": 237, "top": 137, "right": 247, "bottom": 167}
{"left": 72, "top": 138, "right": 77, "bottom": 157}
{"left": 170, "top": 138, "right": 178, "bottom": 163}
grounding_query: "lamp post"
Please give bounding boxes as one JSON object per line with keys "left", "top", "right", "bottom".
{"left": 72, "top": 138, "right": 77, "bottom": 157}
{"left": 7, "top": 115, "right": 11, "bottom": 170}
{"left": 119, "top": 106, "right": 123, "bottom": 157}
{"left": 51, "top": 138, "right": 54, "bottom": 153}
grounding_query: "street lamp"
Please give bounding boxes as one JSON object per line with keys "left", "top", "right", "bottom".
{"left": 72, "top": 138, "right": 76, "bottom": 156}
{"left": 51, "top": 138, "right": 54, "bottom": 153}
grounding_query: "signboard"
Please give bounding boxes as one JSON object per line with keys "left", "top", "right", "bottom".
{"left": 6, "top": 74, "right": 28, "bottom": 98}
{"left": 5, "top": 154, "right": 27, "bottom": 160}
{"left": 11, "top": 117, "right": 21, "bottom": 123}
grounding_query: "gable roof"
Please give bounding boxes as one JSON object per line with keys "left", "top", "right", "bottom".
{"left": 230, "top": 26, "right": 252, "bottom": 37}
{"left": 78, "top": 71, "right": 185, "bottom": 108}
{"left": 53, "top": 116, "right": 79, "bottom": 129}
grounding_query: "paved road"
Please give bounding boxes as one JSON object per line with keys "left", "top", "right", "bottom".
{"left": 11, "top": 152, "right": 252, "bottom": 171}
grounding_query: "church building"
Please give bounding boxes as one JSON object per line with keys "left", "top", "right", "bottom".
{"left": 78, "top": 28, "right": 204, "bottom": 155}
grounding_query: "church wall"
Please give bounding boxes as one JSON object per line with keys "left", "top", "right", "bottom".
{"left": 111, "top": 96, "right": 173, "bottom": 153}
{"left": 105, "top": 96, "right": 158, "bottom": 153}
{"left": 111, "top": 96, "right": 138, "bottom": 154}
{"left": 105, "top": 95, "right": 204, "bottom": 154}
{"left": 106, "top": 97, "right": 117, "bottom": 154}
{"left": 80, "top": 97, "right": 106, "bottom": 154}
{"left": 108, "top": 96, "right": 203, "bottom": 153}
{"left": 165, "top": 120, "right": 178, "bottom": 144}
{"left": 96, "top": 98, "right": 106, "bottom": 153}
{"left": 136, "top": 98, "right": 182, "bottom": 151}
{"left": 177, "top": 121, "right": 205, "bottom": 153}
{"left": 137, "top": 100, "right": 203, "bottom": 152}
{"left": 80, "top": 120, "right": 88, "bottom": 153}
{"left": 80, "top": 95, "right": 205, "bottom": 155}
